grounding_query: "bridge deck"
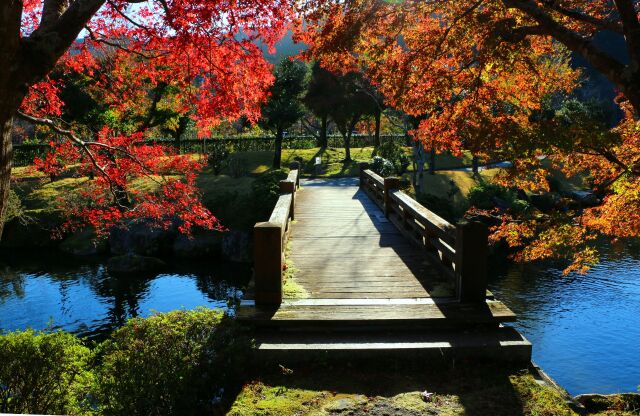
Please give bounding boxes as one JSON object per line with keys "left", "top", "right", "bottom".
{"left": 239, "top": 175, "right": 529, "bottom": 362}
{"left": 286, "top": 178, "right": 455, "bottom": 300}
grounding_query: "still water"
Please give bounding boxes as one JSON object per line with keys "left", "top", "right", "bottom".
{"left": 489, "top": 239, "right": 640, "bottom": 395}
{"left": 0, "top": 251, "right": 249, "bottom": 341}
{"left": 0, "top": 243, "right": 639, "bottom": 395}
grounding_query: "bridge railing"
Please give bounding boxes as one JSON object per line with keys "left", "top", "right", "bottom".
{"left": 253, "top": 162, "right": 300, "bottom": 306}
{"left": 359, "top": 164, "right": 488, "bottom": 303}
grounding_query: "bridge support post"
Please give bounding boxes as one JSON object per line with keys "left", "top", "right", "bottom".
{"left": 383, "top": 177, "right": 401, "bottom": 218}
{"left": 254, "top": 222, "right": 283, "bottom": 307}
{"left": 455, "top": 221, "right": 488, "bottom": 303}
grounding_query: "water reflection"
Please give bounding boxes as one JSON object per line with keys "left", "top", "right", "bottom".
{"left": 0, "top": 250, "right": 250, "bottom": 341}
{"left": 489, "top": 239, "right": 640, "bottom": 395}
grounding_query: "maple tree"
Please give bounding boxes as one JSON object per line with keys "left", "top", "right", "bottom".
{"left": 0, "top": 0, "right": 292, "bottom": 237}
{"left": 298, "top": 0, "right": 640, "bottom": 272}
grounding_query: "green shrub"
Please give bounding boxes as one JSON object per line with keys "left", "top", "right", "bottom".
{"left": 370, "top": 156, "right": 395, "bottom": 177}
{"left": 374, "top": 140, "right": 410, "bottom": 175}
{"left": 0, "top": 329, "right": 92, "bottom": 415}
{"left": 92, "top": 308, "right": 251, "bottom": 416}
{"left": 250, "top": 169, "right": 287, "bottom": 221}
{"left": 3, "top": 190, "right": 24, "bottom": 224}
{"left": 207, "top": 141, "right": 231, "bottom": 175}
{"left": 228, "top": 154, "right": 249, "bottom": 178}
{"left": 417, "top": 193, "right": 458, "bottom": 223}
{"left": 468, "top": 182, "right": 530, "bottom": 214}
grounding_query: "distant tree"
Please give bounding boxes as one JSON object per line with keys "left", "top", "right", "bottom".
{"left": 303, "top": 62, "right": 336, "bottom": 148}
{"left": 358, "top": 79, "right": 386, "bottom": 146}
{"left": 327, "top": 72, "right": 377, "bottom": 161}
{"left": 260, "top": 59, "right": 307, "bottom": 168}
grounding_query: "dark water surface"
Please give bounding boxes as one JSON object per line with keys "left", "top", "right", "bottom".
{"left": 489, "top": 240, "right": 640, "bottom": 395}
{"left": 1, "top": 242, "right": 639, "bottom": 395}
{"left": 0, "top": 250, "right": 249, "bottom": 341}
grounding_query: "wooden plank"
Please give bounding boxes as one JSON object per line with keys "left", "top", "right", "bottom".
{"left": 238, "top": 300, "right": 516, "bottom": 324}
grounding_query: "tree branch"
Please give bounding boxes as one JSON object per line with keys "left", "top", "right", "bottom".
{"left": 15, "top": 110, "right": 123, "bottom": 206}
{"left": 613, "top": 0, "right": 640, "bottom": 67}
{"left": 542, "top": 1, "right": 623, "bottom": 33}
{"left": 502, "top": 0, "right": 635, "bottom": 106}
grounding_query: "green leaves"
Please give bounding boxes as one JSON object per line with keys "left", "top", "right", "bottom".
{"left": 0, "top": 309, "right": 251, "bottom": 415}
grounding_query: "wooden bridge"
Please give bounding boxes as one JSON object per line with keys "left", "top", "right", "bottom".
{"left": 238, "top": 163, "right": 531, "bottom": 362}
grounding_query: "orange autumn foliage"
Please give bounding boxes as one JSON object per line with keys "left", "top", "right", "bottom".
{"left": 298, "top": 0, "right": 640, "bottom": 274}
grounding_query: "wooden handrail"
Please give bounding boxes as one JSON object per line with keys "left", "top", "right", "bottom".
{"left": 253, "top": 166, "right": 300, "bottom": 306}
{"left": 359, "top": 166, "right": 488, "bottom": 303}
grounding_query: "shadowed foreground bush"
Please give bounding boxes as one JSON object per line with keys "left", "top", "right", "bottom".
{"left": 0, "top": 308, "right": 251, "bottom": 416}
{"left": 0, "top": 329, "right": 92, "bottom": 414}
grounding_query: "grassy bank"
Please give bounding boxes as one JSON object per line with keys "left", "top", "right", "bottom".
{"left": 228, "top": 361, "right": 637, "bottom": 416}
{"left": 7, "top": 147, "right": 472, "bottom": 229}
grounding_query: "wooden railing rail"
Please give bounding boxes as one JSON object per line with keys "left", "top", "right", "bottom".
{"left": 359, "top": 164, "right": 488, "bottom": 303}
{"left": 253, "top": 162, "right": 300, "bottom": 306}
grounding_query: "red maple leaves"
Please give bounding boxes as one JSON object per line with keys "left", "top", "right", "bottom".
{"left": 18, "top": 0, "right": 293, "bottom": 235}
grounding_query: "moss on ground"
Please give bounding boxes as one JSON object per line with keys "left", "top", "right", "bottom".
{"left": 282, "top": 239, "right": 308, "bottom": 299}
{"left": 227, "top": 361, "right": 639, "bottom": 416}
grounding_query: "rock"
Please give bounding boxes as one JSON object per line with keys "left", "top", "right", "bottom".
{"left": 107, "top": 254, "right": 167, "bottom": 275}
{"left": 323, "top": 395, "right": 368, "bottom": 413}
{"left": 568, "top": 190, "right": 600, "bottom": 207}
{"left": 222, "top": 230, "right": 252, "bottom": 263}
{"left": 0, "top": 212, "right": 61, "bottom": 249}
{"left": 109, "top": 221, "right": 176, "bottom": 256}
{"left": 60, "top": 228, "right": 108, "bottom": 256}
{"left": 529, "top": 192, "right": 561, "bottom": 212}
{"left": 574, "top": 393, "right": 640, "bottom": 413}
{"left": 172, "top": 230, "right": 223, "bottom": 259}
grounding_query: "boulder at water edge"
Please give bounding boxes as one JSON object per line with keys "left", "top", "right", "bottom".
{"left": 107, "top": 253, "right": 167, "bottom": 275}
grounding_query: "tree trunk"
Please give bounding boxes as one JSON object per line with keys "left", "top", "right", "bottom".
{"left": 374, "top": 110, "right": 381, "bottom": 147}
{"left": 273, "top": 127, "right": 283, "bottom": 169}
{"left": 343, "top": 116, "right": 359, "bottom": 162}
{"left": 0, "top": 1, "right": 24, "bottom": 239}
{"left": 472, "top": 155, "right": 479, "bottom": 174}
{"left": 0, "top": 113, "right": 14, "bottom": 238}
{"left": 319, "top": 115, "right": 328, "bottom": 148}
{"left": 173, "top": 130, "right": 182, "bottom": 153}
{"left": 344, "top": 131, "right": 352, "bottom": 161}
{"left": 429, "top": 149, "right": 436, "bottom": 175}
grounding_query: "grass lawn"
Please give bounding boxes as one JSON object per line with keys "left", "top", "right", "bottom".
{"left": 401, "top": 169, "right": 502, "bottom": 215}
{"left": 227, "top": 361, "right": 635, "bottom": 416}
{"left": 222, "top": 147, "right": 473, "bottom": 178}
{"left": 7, "top": 149, "right": 586, "bottom": 233}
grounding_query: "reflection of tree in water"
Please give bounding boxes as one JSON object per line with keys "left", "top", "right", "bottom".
{"left": 194, "top": 274, "right": 242, "bottom": 305}
{"left": 0, "top": 265, "right": 26, "bottom": 302}
{"left": 77, "top": 266, "right": 154, "bottom": 340}
{"left": 0, "top": 250, "right": 252, "bottom": 340}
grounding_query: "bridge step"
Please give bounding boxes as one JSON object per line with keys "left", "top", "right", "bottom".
{"left": 237, "top": 299, "right": 516, "bottom": 330}
{"left": 252, "top": 326, "right": 531, "bottom": 364}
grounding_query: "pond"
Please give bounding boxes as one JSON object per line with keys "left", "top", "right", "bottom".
{"left": 1, "top": 243, "right": 639, "bottom": 396}
{"left": 489, "top": 239, "right": 640, "bottom": 396}
{"left": 0, "top": 250, "right": 250, "bottom": 341}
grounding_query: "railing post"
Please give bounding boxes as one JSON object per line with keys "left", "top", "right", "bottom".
{"left": 359, "top": 162, "right": 370, "bottom": 188}
{"left": 289, "top": 161, "right": 301, "bottom": 188}
{"left": 455, "top": 221, "right": 488, "bottom": 303}
{"left": 383, "top": 177, "right": 401, "bottom": 218}
{"left": 254, "top": 222, "right": 283, "bottom": 307}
